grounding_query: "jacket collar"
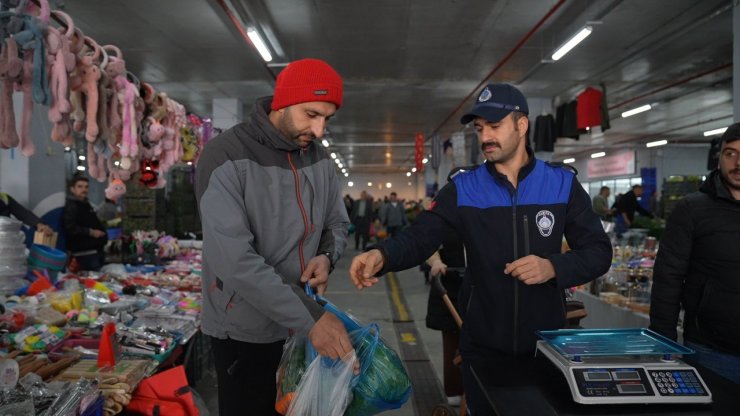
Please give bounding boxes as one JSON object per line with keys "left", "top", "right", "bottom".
{"left": 484, "top": 145, "right": 536, "bottom": 187}
{"left": 702, "top": 169, "right": 740, "bottom": 204}
{"left": 242, "top": 96, "right": 306, "bottom": 153}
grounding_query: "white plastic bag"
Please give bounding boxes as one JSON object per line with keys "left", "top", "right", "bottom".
{"left": 286, "top": 351, "right": 357, "bottom": 416}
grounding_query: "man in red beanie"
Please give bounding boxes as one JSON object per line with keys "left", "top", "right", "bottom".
{"left": 196, "top": 58, "right": 352, "bottom": 415}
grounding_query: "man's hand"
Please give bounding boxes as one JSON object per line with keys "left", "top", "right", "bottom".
{"left": 308, "top": 312, "right": 359, "bottom": 373}
{"left": 430, "top": 259, "right": 447, "bottom": 278}
{"left": 504, "top": 255, "right": 555, "bottom": 285}
{"left": 301, "top": 254, "right": 331, "bottom": 295}
{"left": 349, "top": 249, "right": 384, "bottom": 290}
{"left": 90, "top": 229, "right": 106, "bottom": 238}
{"left": 36, "top": 224, "right": 53, "bottom": 236}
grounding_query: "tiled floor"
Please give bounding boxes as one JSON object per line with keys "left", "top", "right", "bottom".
{"left": 193, "top": 248, "right": 451, "bottom": 416}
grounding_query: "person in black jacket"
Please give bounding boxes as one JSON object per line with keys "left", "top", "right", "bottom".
{"left": 650, "top": 124, "right": 740, "bottom": 384}
{"left": 62, "top": 176, "right": 107, "bottom": 271}
{"left": 0, "top": 191, "right": 53, "bottom": 235}
{"left": 425, "top": 226, "right": 465, "bottom": 406}
{"left": 349, "top": 83, "right": 612, "bottom": 414}
{"left": 614, "top": 184, "right": 652, "bottom": 234}
{"left": 351, "top": 190, "right": 374, "bottom": 250}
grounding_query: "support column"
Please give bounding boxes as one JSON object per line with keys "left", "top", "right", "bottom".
{"left": 212, "top": 98, "right": 244, "bottom": 130}
{"left": 734, "top": 0, "right": 740, "bottom": 122}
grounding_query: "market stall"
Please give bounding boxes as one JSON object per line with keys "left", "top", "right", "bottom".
{"left": 0, "top": 215, "right": 205, "bottom": 414}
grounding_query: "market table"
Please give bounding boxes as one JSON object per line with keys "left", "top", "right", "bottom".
{"left": 472, "top": 354, "right": 740, "bottom": 415}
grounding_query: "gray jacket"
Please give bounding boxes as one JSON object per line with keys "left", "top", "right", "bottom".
{"left": 195, "top": 97, "right": 349, "bottom": 343}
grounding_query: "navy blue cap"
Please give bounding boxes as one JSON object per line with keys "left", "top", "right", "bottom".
{"left": 460, "top": 83, "right": 529, "bottom": 124}
{"left": 720, "top": 122, "right": 740, "bottom": 144}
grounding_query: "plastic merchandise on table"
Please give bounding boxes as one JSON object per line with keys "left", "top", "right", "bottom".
{"left": 8, "top": 324, "right": 66, "bottom": 352}
{"left": 285, "top": 350, "right": 357, "bottom": 416}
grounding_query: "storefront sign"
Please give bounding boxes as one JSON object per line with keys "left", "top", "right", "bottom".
{"left": 587, "top": 150, "right": 635, "bottom": 178}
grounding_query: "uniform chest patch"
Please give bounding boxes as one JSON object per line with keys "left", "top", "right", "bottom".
{"left": 536, "top": 210, "right": 555, "bottom": 237}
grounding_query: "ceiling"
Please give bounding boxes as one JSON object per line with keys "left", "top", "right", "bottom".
{"left": 59, "top": 0, "right": 734, "bottom": 175}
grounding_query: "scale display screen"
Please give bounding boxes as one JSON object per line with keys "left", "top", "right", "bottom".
{"left": 584, "top": 372, "right": 612, "bottom": 381}
{"left": 617, "top": 384, "right": 647, "bottom": 394}
{"left": 613, "top": 371, "right": 640, "bottom": 381}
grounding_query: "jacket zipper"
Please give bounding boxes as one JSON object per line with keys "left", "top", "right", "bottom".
{"left": 512, "top": 193, "right": 519, "bottom": 353}
{"left": 287, "top": 153, "right": 309, "bottom": 276}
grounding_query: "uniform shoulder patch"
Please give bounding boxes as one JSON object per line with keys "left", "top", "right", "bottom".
{"left": 546, "top": 161, "right": 578, "bottom": 175}
{"left": 447, "top": 165, "right": 479, "bottom": 181}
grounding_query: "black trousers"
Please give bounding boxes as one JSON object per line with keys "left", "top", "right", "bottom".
{"left": 210, "top": 336, "right": 285, "bottom": 416}
{"left": 354, "top": 217, "right": 371, "bottom": 249}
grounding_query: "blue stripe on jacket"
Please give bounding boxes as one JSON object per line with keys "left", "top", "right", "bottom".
{"left": 454, "top": 160, "right": 573, "bottom": 208}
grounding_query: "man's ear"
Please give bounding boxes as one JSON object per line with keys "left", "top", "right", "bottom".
{"left": 519, "top": 115, "right": 529, "bottom": 136}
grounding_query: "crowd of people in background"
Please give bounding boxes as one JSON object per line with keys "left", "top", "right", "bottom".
{"left": 344, "top": 191, "right": 429, "bottom": 250}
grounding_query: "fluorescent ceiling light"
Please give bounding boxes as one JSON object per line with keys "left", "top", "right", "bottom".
{"left": 338, "top": 163, "right": 343, "bottom": 169}
{"left": 406, "top": 172, "right": 411, "bottom": 177}
{"left": 368, "top": 182, "right": 373, "bottom": 187}
{"left": 621, "top": 104, "right": 652, "bottom": 118}
{"left": 78, "top": 155, "right": 86, "bottom": 161}
{"left": 591, "top": 152, "right": 606, "bottom": 159}
{"left": 334, "top": 158, "right": 341, "bottom": 164}
{"left": 704, "top": 127, "right": 727, "bottom": 137}
{"left": 563, "top": 158, "right": 576, "bottom": 164}
{"left": 330, "top": 152, "right": 336, "bottom": 159}
{"left": 552, "top": 26, "right": 593, "bottom": 61}
{"left": 348, "top": 181, "right": 354, "bottom": 187}
{"left": 646, "top": 139, "right": 668, "bottom": 148}
{"left": 411, "top": 167, "right": 417, "bottom": 173}
{"left": 247, "top": 27, "right": 273, "bottom": 62}
{"left": 422, "top": 158, "right": 429, "bottom": 164}
{"left": 76, "top": 165, "right": 85, "bottom": 171}
{"left": 385, "top": 182, "right": 392, "bottom": 188}
{"left": 321, "top": 139, "right": 329, "bottom": 147}
{"left": 344, "top": 173, "right": 349, "bottom": 177}
{"left": 341, "top": 168, "right": 346, "bottom": 173}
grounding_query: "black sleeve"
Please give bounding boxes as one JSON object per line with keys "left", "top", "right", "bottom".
{"left": 635, "top": 201, "right": 653, "bottom": 218}
{"left": 649, "top": 199, "right": 693, "bottom": 341}
{"left": 62, "top": 202, "right": 89, "bottom": 237}
{"left": 6, "top": 195, "right": 41, "bottom": 228}
{"left": 547, "top": 178, "right": 613, "bottom": 288}
{"left": 373, "top": 182, "right": 461, "bottom": 275}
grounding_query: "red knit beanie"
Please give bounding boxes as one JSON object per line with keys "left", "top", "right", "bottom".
{"left": 271, "top": 58, "right": 343, "bottom": 111}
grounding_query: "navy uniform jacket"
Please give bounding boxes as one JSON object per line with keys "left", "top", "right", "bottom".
{"left": 374, "top": 154, "right": 612, "bottom": 356}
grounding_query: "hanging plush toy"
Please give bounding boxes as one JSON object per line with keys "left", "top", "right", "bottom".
{"left": 105, "top": 179, "right": 126, "bottom": 201}
{"left": 0, "top": 38, "right": 23, "bottom": 150}
{"left": 180, "top": 126, "right": 199, "bottom": 163}
{"left": 139, "top": 159, "right": 159, "bottom": 188}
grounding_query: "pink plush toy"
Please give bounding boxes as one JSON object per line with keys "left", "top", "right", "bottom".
{"left": 46, "top": 11, "right": 76, "bottom": 124}
{"left": 115, "top": 75, "right": 139, "bottom": 158}
{"left": 71, "top": 38, "right": 103, "bottom": 142}
{"left": 14, "top": 52, "right": 36, "bottom": 156}
{"left": 87, "top": 141, "right": 107, "bottom": 182}
{"left": 147, "top": 117, "right": 165, "bottom": 142}
{"left": 0, "top": 38, "right": 23, "bottom": 150}
{"left": 105, "top": 179, "right": 126, "bottom": 201}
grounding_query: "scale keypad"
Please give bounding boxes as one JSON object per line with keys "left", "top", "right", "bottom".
{"left": 649, "top": 370, "right": 707, "bottom": 396}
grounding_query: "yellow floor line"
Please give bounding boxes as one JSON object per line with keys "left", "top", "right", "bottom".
{"left": 387, "top": 272, "right": 410, "bottom": 321}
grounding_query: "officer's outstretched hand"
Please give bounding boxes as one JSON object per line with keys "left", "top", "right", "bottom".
{"left": 308, "top": 312, "right": 360, "bottom": 373}
{"left": 349, "top": 249, "right": 384, "bottom": 290}
{"left": 504, "top": 255, "right": 555, "bottom": 285}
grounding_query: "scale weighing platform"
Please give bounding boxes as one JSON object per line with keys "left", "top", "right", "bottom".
{"left": 536, "top": 328, "right": 712, "bottom": 405}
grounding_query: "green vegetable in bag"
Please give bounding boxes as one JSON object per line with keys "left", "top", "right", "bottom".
{"left": 345, "top": 326, "right": 412, "bottom": 416}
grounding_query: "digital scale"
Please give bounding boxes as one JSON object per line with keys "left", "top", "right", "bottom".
{"left": 536, "top": 328, "right": 712, "bottom": 405}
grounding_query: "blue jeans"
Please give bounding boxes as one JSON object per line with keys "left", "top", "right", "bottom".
{"left": 685, "top": 341, "right": 740, "bottom": 385}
